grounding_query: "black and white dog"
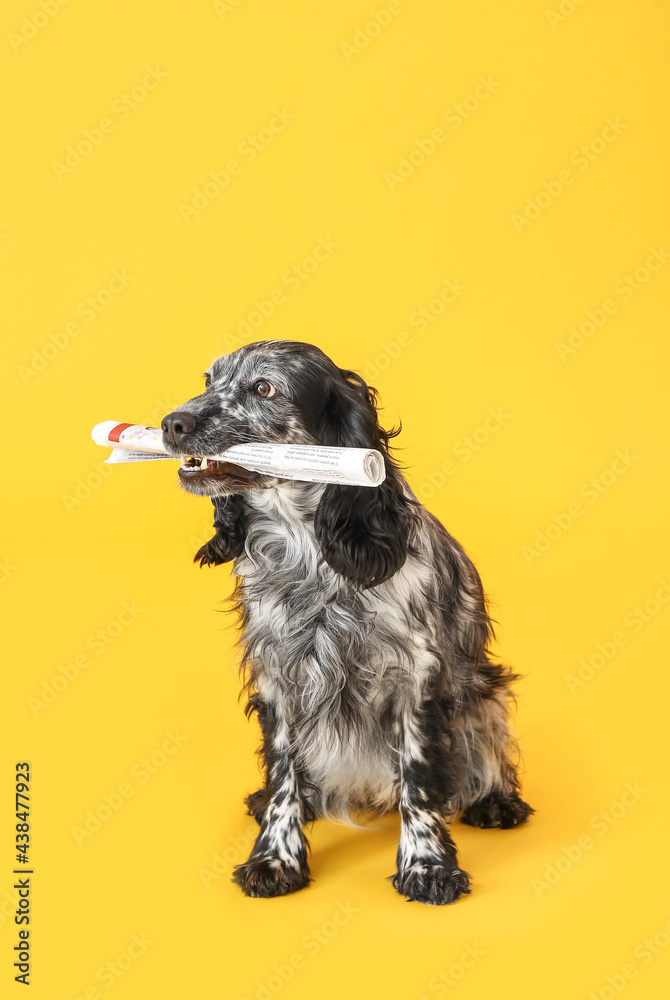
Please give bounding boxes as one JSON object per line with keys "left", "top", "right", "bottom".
{"left": 161, "top": 340, "right": 532, "bottom": 905}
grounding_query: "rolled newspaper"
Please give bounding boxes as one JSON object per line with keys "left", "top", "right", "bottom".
{"left": 91, "top": 421, "right": 386, "bottom": 487}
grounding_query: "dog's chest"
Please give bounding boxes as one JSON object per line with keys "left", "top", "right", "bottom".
{"left": 236, "top": 510, "right": 377, "bottom": 681}
{"left": 236, "top": 490, "right": 436, "bottom": 698}
{"left": 233, "top": 491, "right": 440, "bottom": 809}
{"left": 235, "top": 490, "right": 426, "bottom": 703}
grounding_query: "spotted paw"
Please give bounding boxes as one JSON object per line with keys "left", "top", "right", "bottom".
{"left": 391, "top": 862, "right": 471, "bottom": 905}
{"left": 462, "top": 793, "right": 534, "bottom": 829}
{"left": 232, "top": 856, "right": 312, "bottom": 898}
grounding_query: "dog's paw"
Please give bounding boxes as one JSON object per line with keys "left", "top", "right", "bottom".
{"left": 244, "top": 788, "right": 266, "bottom": 825}
{"left": 193, "top": 537, "right": 224, "bottom": 567}
{"left": 391, "top": 862, "right": 471, "bottom": 905}
{"left": 232, "top": 856, "right": 312, "bottom": 898}
{"left": 462, "top": 793, "right": 534, "bottom": 830}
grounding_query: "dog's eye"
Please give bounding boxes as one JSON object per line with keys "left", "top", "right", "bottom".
{"left": 203, "top": 373, "right": 212, "bottom": 388}
{"left": 253, "top": 379, "right": 278, "bottom": 399}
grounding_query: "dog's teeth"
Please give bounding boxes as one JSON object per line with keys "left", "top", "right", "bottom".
{"left": 179, "top": 454, "right": 209, "bottom": 472}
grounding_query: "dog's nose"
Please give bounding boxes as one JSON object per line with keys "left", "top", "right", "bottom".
{"left": 161, "top": 410, "right": 197, "bottom": 448}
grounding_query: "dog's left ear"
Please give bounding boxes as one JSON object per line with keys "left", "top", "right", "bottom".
{"left": 313, "top": 370, "right": 415, "bottom": 589}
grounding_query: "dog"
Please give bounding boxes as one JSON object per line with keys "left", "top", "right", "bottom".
{"left": 161, "top": 339, "right": 533, "bottom": 904}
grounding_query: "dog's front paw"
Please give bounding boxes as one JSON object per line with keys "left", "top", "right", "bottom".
{"left": 391, "top": 862, "right": 471, "bottom": 905}
{"left": 194, "top": 536, "right": 224, "bottom": 567}
{"left": 462, "top": 793, "right": 534, "bottom": 830}
{"left": 244, "top": 788, "right": 266, "bottom": 825}
{"left": 232, "top": 856, "right": 312, "bottom": 898}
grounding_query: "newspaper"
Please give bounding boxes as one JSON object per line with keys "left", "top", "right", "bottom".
{"left": 91, "top": 421, "right": 386, "bottom": 487}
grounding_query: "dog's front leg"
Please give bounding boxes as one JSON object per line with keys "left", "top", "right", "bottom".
{"left": 391, "top": 699, "right": 471, "bottom": 905}
{"left": 232, "top": 700, "right": 311, "bottom": 898}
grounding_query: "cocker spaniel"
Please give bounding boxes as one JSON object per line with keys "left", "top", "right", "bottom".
{"left": 161, "top": 339, "right": 533, "bottom": 905}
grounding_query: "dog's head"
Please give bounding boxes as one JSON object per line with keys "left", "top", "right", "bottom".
{"left": 162, "top": 340, "right": 415, "bottom": 587}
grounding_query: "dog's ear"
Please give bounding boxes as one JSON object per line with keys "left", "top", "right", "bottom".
{"left": 194, "top": 495, "right": 247, "bottom": 567}
{"left": 313, "top": 371, "right": 415, "bottom": 589}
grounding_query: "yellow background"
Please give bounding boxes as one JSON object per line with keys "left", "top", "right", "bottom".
{"left": 2, "top": 1, "right": 669, "bottom": 997}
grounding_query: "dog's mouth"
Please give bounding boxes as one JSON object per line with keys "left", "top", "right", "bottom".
{"left": 179, "top": 454, "right": 252, "bottom": 478}
{"left": 177, "top": 454, "right": 259, "bottom": 493}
